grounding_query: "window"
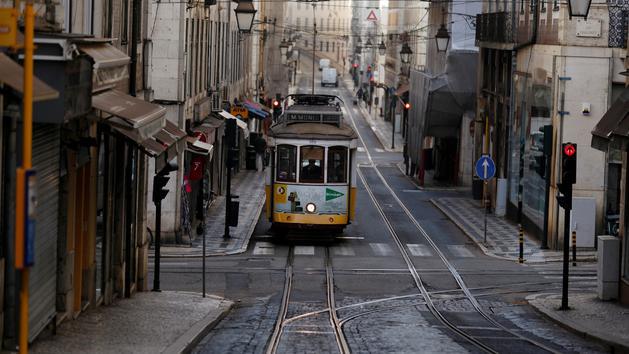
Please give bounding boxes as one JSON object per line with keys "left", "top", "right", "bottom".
{"left": 300, "top": 146, "right": 324, "bottom": 183}
{"left": 327, "top": 147, "right": 348, "bottom": 183}
{"left": 277, "top": 145, "right": 297, "bottom": 182}
{"left": 326, "top": 41, "right": 329, "bottom": 52}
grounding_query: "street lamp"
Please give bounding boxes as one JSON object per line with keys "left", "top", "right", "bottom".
{"left": 399, "top": 42, "right": 412, "bottom": 64}
{"left": 435, "top": 24, "right": 450, "bottom": 53}
{"left": 366, "top": 37, "right": 373, "bottom": 47}
{"left": 567, "top": 0, "right": 592, "bottom": 19}
{"left": 234, "top": 0, "right": 257, "bottom": 33}
{"left": 378, "top": 40, "right": 386, "bottom": 56}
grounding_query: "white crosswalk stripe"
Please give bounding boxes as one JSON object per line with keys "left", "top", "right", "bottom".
{"left": 406, "top": 244, "right": 433, "bottom": 257}
{"left": 294, "top": 246, "right": 315, "bottom": 256}
{"left": 252, "top": 242, "right": 275, "bottom": 256}
{"left": 357, "top": 147, "right": 366, "bottom": 152}
{"left": 374, "top": 148, "right": 385, "bottom": 152}
{"left": 333, "top": 245, "right": 356, "bottom": 256}
{"left": 370, "top": 243, "right": 394, "bottom": 256}
{"left": 447, "top": 245, "right": 475, "bottom": 258}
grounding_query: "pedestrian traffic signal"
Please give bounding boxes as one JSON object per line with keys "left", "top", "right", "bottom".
{"left": 561, "top": 143, "right": 577, "bottom": 185}
{"left": 404, "top": 102, "right": 411, "bottom": 110}
{"left": 153, "top": 174, "right": 170, "bottom": 203}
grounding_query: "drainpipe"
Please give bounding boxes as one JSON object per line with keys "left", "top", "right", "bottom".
{"left": 129, "top": 0, "right": 140, "bottom": 96}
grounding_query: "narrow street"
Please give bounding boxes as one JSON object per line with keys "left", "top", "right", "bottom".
{"left": 153, "top": 65, "right": 605, "bottom": 354}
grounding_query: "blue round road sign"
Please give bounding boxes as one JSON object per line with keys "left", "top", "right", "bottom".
{"left": 475, "top": 155, "right": 496, "bottom": 180}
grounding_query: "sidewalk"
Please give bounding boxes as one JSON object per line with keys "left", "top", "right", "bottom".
{"left": 431, "top": 196, "right": 597, "bottom": 263}
{"left": 345, "top": 79, "right": 403, "bottom": 153}
{"left": 527, "top": 293, "right": 629, "bottom": 352}
{"left": 30, "top": 291, "right": 232, "bottom": 354}
{"left": 160, "top": 169, "right": 266, "bottom": 258}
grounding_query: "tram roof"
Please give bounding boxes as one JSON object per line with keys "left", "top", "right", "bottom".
{"left": 269, "top": 122, "right": 358, "bottom": 140}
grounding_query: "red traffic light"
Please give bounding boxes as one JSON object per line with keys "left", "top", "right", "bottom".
{"left": 352, "top": 63, "right": 358, "bottom": 68}
{"left": 272, "top": 99, "right": 280, "bottom": 107}
{"left": 563, "top": 144, "right": 576, "bottom": 157}
{"left": 404, "top": 103, "right": 411, "bottom": 110}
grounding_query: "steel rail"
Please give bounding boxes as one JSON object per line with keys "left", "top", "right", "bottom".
{"left": 325, "top": 247, "right": 352, "bottom": 354}
{"left": 265, "top": 246, "right": 294, "bottom": 354}
{"left": 357, "top": 168, "right": 499, "bottom": 354}
{"left": 366, "top": 165, "right": 561, "bottom": 354}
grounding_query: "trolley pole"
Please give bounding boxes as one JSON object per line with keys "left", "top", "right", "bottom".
{"left": 17, "top": 2, "right": 35, "bottom": 352}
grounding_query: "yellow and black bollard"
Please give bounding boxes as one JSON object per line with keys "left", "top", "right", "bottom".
{"left": 572, "top": 230, "right": 577, "bottom": 266}
{"left": 518, "top": 225, "right": 524, "bottom": 263}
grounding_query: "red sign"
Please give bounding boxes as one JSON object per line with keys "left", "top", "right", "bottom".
{"left": 366, "top": 10, "right": 378, "bottom": 22}
{"left": 189, "top": 156, "right": 205, "bottom": 180}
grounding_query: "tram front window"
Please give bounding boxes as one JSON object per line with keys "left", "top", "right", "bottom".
{"left": 277, "top": 145, "right": 297, "bottom": 182}
{"left": 327, "top": 146, "right": 348, "bottom": 183}
{"left": 300, "top": 146, "right": 324, "bottom": 183}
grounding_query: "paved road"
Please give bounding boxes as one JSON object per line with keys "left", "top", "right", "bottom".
{"left": 151, "top": 59, "right": 608, "bottom": 354}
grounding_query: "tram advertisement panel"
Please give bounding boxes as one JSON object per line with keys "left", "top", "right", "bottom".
{"left": 274, "top": 184, "right": 348, "bottom": 214}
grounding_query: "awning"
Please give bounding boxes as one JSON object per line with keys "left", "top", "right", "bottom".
{"left": 186, "top": 136, "right": 214, "bottom": 156}
{"left": 219, "top": 110, "right": 250, "bottom": 137}
{"left": 0, "top": 52, "right": 59, "bottom": 102}
{"left": 93, "top": 90, "right": 165, "bottom": 139}
{"left": 76, "top": 42, "right": 130, "bottom": 92}
{"left": 111, "top": 120, "right": 185, "bottom": 162}
{"left": 245, "top": 99, "right": 271, "bottom": 113}
{"left": 591, "top": 89, "right": 629, "bottom": 151}
{"left": 243, "top": 102, "right": 269, "bottom": 119}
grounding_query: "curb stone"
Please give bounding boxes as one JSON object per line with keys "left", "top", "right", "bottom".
{"left": 526, "top": 295, "right": 629, "bottom": 354}
{"left": 164, "top": 299, "right": 234, "bottom": 354}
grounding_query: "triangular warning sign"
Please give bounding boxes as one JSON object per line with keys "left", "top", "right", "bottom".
{"left": 366, "top": 10, "right": 378, "bottom": 22}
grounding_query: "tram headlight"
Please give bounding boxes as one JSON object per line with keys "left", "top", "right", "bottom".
{"left": 305, "top": 203, "right": 317, "bottom": 214}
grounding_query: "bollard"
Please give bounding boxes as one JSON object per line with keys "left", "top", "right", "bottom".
{"left": 572, "top": 230, "right": 577, "bottom": 266}
{"left": 518, "top": 224, "right": 524, "bottom": 263}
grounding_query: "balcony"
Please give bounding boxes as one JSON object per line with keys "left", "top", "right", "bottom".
{"left": 475, "top": 12, "right": 515, "bottom": 47}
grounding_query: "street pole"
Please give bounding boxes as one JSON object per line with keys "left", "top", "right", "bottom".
{"left": 391, "top": 110, "right": 395, "bottom": 150}
{"left": 18, "top": 2, "right": 35, "bottom": 352}
{"left": 224, "top": 157, "right": 232, "bottom": 238}
{"left": 312, "top": 3, "right": 316, "bottom": 94}
{"left": 153, "top": 200, "right": 162, "bottom": 292}
{"left": 561, "top": 186, "right": 572, "bottom": 310}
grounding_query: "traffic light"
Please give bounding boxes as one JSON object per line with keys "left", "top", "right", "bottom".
{"left": 561, "top": 143, "right": 577, "bottom": 185}
{"left": 152, "top": 161, "right": 178, "bottom": 203}
{"left": 404, "top": 102, "right": 411, "bottom": 110}
{"left": 352, "top": 63, "right": 358, "bottom": 68}
{"left": 272, "top": 99, "right": 281, "bottom": 120}
{"left": 225, "top": 118, "right": 237, "bottom": 147}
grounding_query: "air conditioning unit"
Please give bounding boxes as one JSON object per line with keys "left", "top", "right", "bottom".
{"left": 210, "top": 93, "right": 221, "bottom": 112}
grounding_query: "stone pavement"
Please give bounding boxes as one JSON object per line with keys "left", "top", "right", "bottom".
{"left": 160, "top": 170, "right": 266, "bottom": 257}
{"left": 30, "top": 291, "right": 232, "bottom": 354}
{"left": 431, "top": 197, "right": 597, "bottom": 263}
{"left": 345, "top": 79, "right": 403, "bottom": 153}
{"left": 527, "top": 292, "right": 629, "bottom": 352}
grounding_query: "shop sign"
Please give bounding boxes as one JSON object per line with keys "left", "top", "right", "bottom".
{"left": 0, "top": 8, "right": 18, "bottom": 48}
{"left": 230, "top": 106, "right": 249, "bottom": 120}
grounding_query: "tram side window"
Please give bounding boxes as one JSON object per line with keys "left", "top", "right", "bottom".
{"left": 327, "top": 146, "right": 348, "bottom": 183}
{"left": 276, "top": 145, "right": 297, "bottom": 182}
{"left": 300, "top": 145, "right": 324, "bottom": 183}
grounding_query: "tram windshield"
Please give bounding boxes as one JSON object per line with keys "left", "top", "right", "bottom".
{"left": 300, "top": 146, "right": 324, "bottom": 183}
{"left": 327, "top": 147, "right": 348, "bottom": 183}
{"left": 276, "top": 145, "right": 297, "bottom": 182}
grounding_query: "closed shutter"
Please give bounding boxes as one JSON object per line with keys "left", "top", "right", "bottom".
{"left": 28, "top": 124, "right": 60, "bottom": 341}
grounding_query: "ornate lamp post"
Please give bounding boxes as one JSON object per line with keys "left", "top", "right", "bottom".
{"left": 435, "top": 24, "right": 450, "bottom": 53}
{"left": 234, "top": 0, "right": 257, "bottom": 33}
{"left": 568, "top": 0, "right": 592, "bottom": 19}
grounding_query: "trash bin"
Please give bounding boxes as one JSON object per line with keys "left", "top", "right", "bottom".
{"left": 472, "top": 176, "right": 483, "bottom": 200}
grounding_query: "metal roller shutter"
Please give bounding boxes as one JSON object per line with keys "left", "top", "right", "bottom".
{"left": 28, "top": 123, "right": 60, "bottom": 341}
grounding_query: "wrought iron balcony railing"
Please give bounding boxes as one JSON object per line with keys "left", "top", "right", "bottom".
{"left": 475, "top": 12, "right": 515, "bottom": 44}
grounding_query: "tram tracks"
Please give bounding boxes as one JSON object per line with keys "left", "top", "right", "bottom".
{"left": 266, "top": 247, "right": 350, "bottom": 354}
{"left": 357, "top": 166, "right": 561, "bottom": 354}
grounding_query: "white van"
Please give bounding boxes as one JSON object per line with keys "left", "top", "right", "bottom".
{"left": 319, "top": 58, "right": 330, "bottom": 71}
{"left": 321, "top": 67, "right": 338, "bottom": 87}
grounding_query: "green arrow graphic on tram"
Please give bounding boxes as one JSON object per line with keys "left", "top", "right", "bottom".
{"left": 325, "top": 188, "right": 344, "bottom": 201}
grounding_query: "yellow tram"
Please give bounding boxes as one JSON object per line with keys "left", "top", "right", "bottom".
{"left": 265, "top": 95, "right": 358, "bottom": 235}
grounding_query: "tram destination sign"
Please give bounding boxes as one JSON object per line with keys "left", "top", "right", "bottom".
{"left": 286, "top": 112, "right": 341, "bottom": 125}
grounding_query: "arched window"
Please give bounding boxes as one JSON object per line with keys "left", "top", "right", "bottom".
{"left": 276, "top": 145, "right": 297, "bottom": 182}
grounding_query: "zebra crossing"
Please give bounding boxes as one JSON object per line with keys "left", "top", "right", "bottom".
{"left": 250, "top": 240, "right": 478, "bottom": 259}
